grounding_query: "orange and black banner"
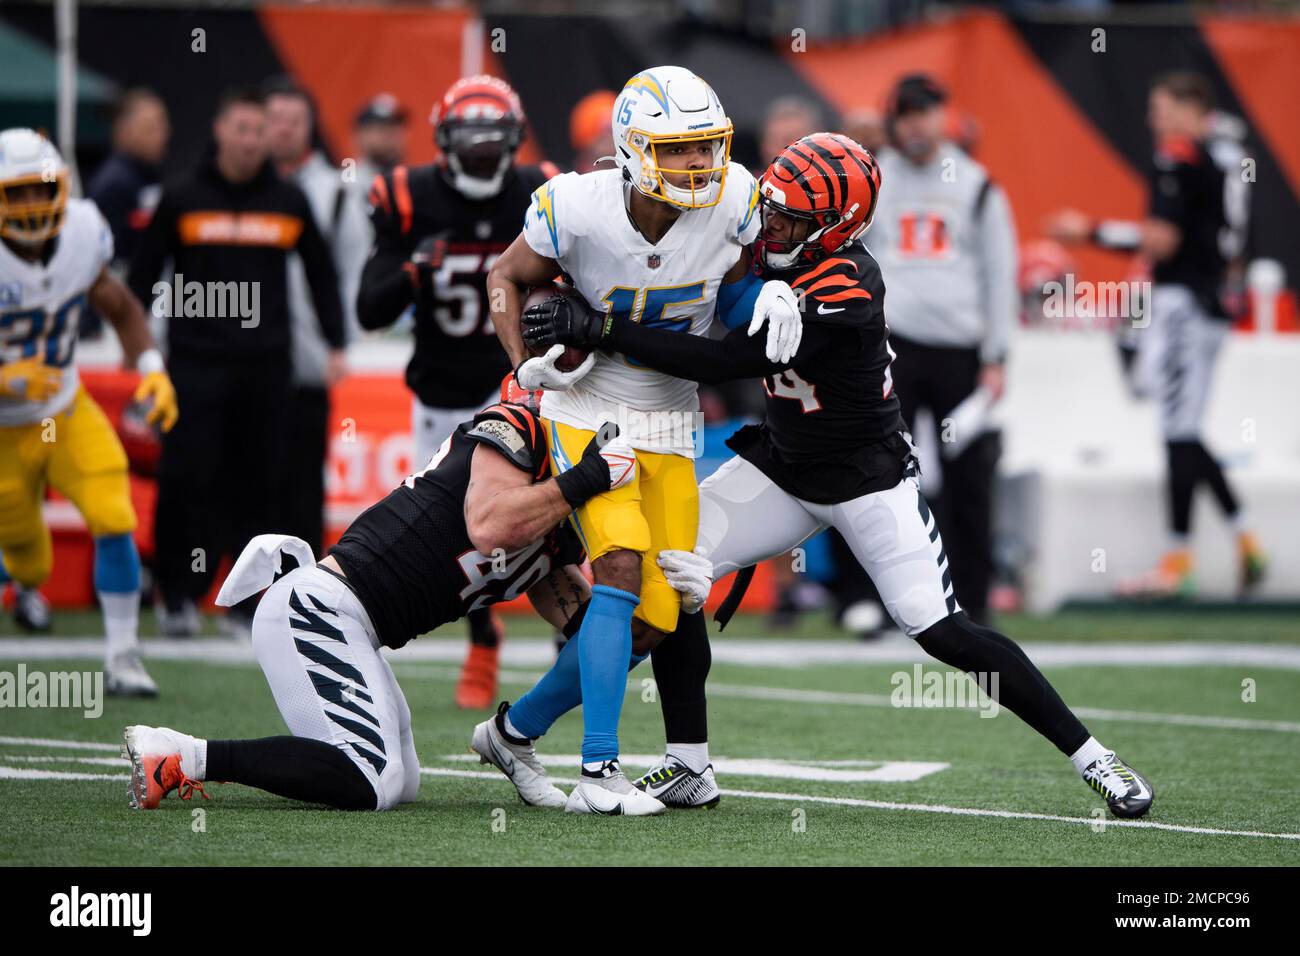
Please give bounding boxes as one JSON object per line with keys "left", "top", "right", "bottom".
{"left": 0, "top": 3, "right": 1295, "bottom": 287}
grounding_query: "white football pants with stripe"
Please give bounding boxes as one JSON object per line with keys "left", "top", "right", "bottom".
{"left": 251, "top": 564, "right": 420, "bottom": 810}
{"left": 698, "top": 456, "right": 958, "bottom": 636}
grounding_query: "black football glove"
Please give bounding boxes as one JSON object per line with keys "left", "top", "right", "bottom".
{"left": 522, "top": 294, "right": 612, "bottom": 351}
{"left": 403, "top": 235, "right": 447, "bottom": 303}
{"left": 553, "top": 422, "right": 635, "bottom": 507}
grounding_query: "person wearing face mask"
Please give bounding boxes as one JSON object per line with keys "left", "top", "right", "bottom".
{"left": 355, "top": 76, "right": 559, "bottom": 711}
{"left": 869, "top": 73, "right": 1018, "bottom": 627}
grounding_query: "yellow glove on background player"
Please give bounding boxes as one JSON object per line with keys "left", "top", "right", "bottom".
{"left": 0, "top": 357, "right": 63, "bottom": 402}
{"left": 133, "top": 349, "right": 179, "bottom": 432}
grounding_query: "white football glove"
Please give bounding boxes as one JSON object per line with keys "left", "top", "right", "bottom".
{"left": 515, "top": 344, "right": 597, "bottom": 391}
{"left": 657, "top": 547, "right": 714, "bottom": 615}
{"left": 748, "top": 280, "right": 803, "bottom": 365}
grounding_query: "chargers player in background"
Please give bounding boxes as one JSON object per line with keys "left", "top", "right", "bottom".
{"left": 485, "top": 66, "right": 801, "bottom": 815}
{"left": 524, "top": 133, "right": 1155, "bottom": 820}
{"left": 1048, "top": 71, "right": 1265, "bottom": 598}
{"left": 0, "top": 128, "right": 177, "bottom": 695}
{"left": 357, "top": 76, "right": 559, "bottom": 710}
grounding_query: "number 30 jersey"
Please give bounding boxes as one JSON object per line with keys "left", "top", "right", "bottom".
{"left": 0, "top": 198, "right": 113, "bottom": 426}
{"left": 523, "top": 163, "right": 760, "bottom": 456}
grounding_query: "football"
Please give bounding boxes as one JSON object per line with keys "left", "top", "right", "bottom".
{"left": 523, "top": 282, "right": 592, "bottom": 373}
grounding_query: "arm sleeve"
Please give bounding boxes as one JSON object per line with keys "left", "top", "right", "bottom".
{"left": 716, "top": 270, "right": 762, "bottom": 330}
{"left": 976, "top": 183, "right": 1018, "bottom": 364}
{"left": 295, "top": 193, "right": 346, "bottom": 349}
{"left": 355, "top": 174, "right": 415, "bottom": 331}
{"left": 126, "top": 189, "right": 177, "bottom": 308}
{"left": 607, "top": 317, "right": 844, "bottom": 385}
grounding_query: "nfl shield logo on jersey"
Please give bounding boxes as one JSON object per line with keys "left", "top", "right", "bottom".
{"left": 646, "top": 253, "right": 661, "bottom": 269}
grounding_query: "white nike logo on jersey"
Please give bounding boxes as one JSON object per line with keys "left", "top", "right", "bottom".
{"left": 817, "top": 303, "right": 845, "bottom": 315}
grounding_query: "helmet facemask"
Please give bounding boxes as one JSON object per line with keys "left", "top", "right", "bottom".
{"left": 625, "top": 126, "right": 732, "bottom": 209}
{"left": 757, "top": 195, "right": 834, "bottom": 270}
{"left": 0, "top": 173, "right": 68, "bottom": 247}
{"left": 439, "top": 119, "right": 522, "bottom": 200}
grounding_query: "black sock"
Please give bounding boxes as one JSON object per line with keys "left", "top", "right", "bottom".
{"left": 467, "top": 608, "right": 499, "bottom": 648}
{"left": 650, "top": 610, "right": 711, "bottom": 744}
{"left": 205, "top": 737, "right": 377, "bottom": 810}
{"left": 916, "top": 613, "right": 1090, "bottom": 756}
{"left": 1166, "top": 440, "right": 1200, "bottom": 536}
{"left": 1192, "top": 440, "right": 1240, "bottom": 518}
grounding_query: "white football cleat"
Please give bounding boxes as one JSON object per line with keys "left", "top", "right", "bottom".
{"left": 632, "top": 757, "right": 720, "bottom": 809}
{"left": 13, "top": 584, "right": 52, "bottom": 633}
{"left": 565, "top": 760, "right": 666, "bottom": 816}
{"left": 106, "top": 649, "right": 158, "bottom": 698}
{"left": 122, "top": 725, "right": 206, "bottom": 810}
{"left": 471, "top": 703, "right": 566, "bottom": 808}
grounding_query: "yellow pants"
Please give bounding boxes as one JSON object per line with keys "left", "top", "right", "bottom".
{"left": 0, "top": 386, "right": 135, "bottom": 586}
{"left": 545, "top": 419, "right": 698, "bottom": 634}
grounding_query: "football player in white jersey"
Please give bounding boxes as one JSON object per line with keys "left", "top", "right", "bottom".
{"left": 0, "top": 128, "right": 178, "bottom": 695}
{"left": 484, "top": 66, "right": 802, "bottom": 815}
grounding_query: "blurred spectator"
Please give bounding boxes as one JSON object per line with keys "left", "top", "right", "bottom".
{"left": 264, "top": 77, "right": 367, "bottom": 557}
{"left": 353, "top": 93, "right": 409, "bottom": 189}
{"left": 569, "top": 89, "right": 616, "bottom": 173}
{"left": 89, "top": 88, "right": 170, "bottom": 266}
{"left": 759, "top": 96, "right": 824, "bottom": 168}
{"left": 85, "top": 89, "right": 170, "bottom": 339}
{"left": 128, "top": 86, "right": 345, "bottom": 637}
{"left": 843, "top": 107, "right": 886, "bottom": 154}
{"left": 869, "top": 73, "right": 1018, "bottom": 625}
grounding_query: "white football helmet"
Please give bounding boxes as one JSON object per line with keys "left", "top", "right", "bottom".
{"left": 612, "top": 66, "right": 733, "bottom": 209}
{"left": 0, "top": 128, "right": 69, "bottom": 246}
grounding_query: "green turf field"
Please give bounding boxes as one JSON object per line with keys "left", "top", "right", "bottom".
{"left": 2, "top": 609, "right": 1298, "bottom": 866}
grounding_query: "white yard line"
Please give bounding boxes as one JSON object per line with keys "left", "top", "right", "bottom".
{"left": 444, "top": 752, "right": 950, "bottom": 783}
{"left": 420, "top": 767, "right": 1300, "bottom": 842}
{"left": 3, "top": 735, "right": 1295, "bottom": 843}
{"left": 0, "top": 767, "right": 128, "bottom": 782}
{"left": 5, "top": 636, "right": 1300, "bottom": 670}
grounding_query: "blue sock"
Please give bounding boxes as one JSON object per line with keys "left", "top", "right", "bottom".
{"left": 509, "top": 635, "right": 582, "bottom": 739}
{"left": 509, "top": 633, "right": 647, "bottom": 741}
{"left": 578, "top": 584, "right": 638, "bottom": 763}
{"left": 93, "top": 533, "right": 141, "bottom": 593}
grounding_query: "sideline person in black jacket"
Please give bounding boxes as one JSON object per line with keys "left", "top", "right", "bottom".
{"left": 128, "top": 86, "right": 345, "bottom": 636}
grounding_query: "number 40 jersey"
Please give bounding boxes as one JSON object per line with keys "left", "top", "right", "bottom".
{"left": 0, "top": 198, "right": 113, "bottom": 427}
{"left": 523, "top": 163, "right": 760, "bottom": 456}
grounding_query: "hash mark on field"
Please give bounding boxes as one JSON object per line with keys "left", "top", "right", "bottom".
{"left": 423, "top": 768, "right": 1300, "bottom": 842}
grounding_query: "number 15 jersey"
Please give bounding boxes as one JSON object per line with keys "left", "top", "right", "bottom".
{"left": 523, "top": 164, "right": 760, "bottom": 456}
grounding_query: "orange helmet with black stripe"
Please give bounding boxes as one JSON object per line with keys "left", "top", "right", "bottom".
{"left": 756, "top": 132, "right": 881, "bottom": 269}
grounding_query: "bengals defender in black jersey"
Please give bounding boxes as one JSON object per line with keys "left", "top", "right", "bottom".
{"left": 524, "top": 133, "right": 1154, "bottom": 820}
{"left": 356, "top": 75, "right": 560, "bottom": 709}
{"left": 122, "top": 392, "right": 635, "bottom": 813}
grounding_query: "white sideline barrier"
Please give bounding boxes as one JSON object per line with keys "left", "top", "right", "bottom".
{"left": 75, "top": 328, "right": 1300, "bottom": 612}
{"left": 991, "top": 328, "right": 1300, "bottom": 611}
